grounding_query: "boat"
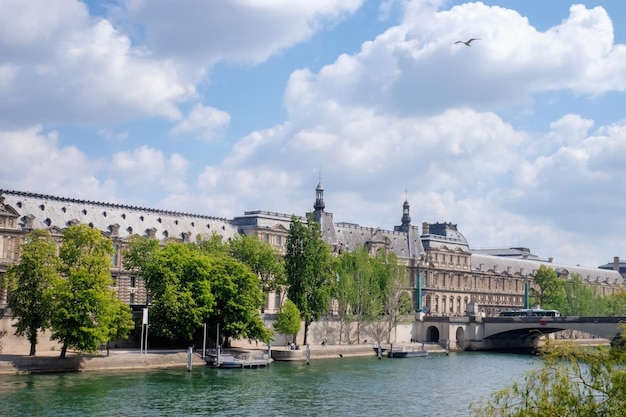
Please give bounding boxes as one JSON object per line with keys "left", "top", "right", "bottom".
{"left": 387, "top": 346, "right": 428, "bottom": 358}
{"left": 204, "top": 324, "right": 272, "bottom": 369}
{"left": 205, "top": 350, "right": 273, "bottom": 369}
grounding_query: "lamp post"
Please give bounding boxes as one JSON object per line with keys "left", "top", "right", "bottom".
{"left": 415, "top": 258, "right": 423, "bottom": 313}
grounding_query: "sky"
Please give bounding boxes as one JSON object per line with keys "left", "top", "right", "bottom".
{"left": 1, "top": 0, "right": 625, "bottom": 268}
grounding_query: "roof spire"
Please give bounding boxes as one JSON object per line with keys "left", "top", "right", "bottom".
{"left": 314, "top": 171, "right": 325, "bottom": 213}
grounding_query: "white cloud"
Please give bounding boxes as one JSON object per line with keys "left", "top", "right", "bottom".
{"left": 114, "top": 0, "right": 364, "bottom": 64}
{"left": 0, "top": 125, "right": 112, "bottom": 199}
{"left": 0, "top": 0, "right": 194, "bottom": 127}
{"left": 111, "top": 146, "right": 189, "bottom": 194}
{"left": 170, "top": 104, "right": 231, "bottom": 141}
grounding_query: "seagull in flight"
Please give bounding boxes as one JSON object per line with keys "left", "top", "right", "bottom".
{"left": 455, "top": 38, "right": 480, "bottom": 46}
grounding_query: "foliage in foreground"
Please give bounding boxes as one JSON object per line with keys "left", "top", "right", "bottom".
{"left": 470, "top": 338, "right": 626, "bottom": 417}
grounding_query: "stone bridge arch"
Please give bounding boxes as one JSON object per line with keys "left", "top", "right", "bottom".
{"left": 426, "top": 326, "right": 440, "bottom": 343}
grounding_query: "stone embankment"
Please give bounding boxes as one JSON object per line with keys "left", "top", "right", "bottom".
{"left": 0, "top": 342, "right": 447, "bottom": 375}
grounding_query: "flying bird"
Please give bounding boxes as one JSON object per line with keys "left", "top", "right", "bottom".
{"left": 454, "top": 38, "right": 480, "bottom": 46}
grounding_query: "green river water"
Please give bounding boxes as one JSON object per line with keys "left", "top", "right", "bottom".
{"left": 0, "top": 352, "right": 539, "bottom": 417}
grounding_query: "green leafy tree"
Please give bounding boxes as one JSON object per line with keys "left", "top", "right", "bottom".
{"left": 122, "top": 235, "right": 160, "bottom": 273}
{"left": 196, "top": 232, "right": 229, "bottom": 257}
{"left": 273, "top": 300, "right": 301, "bottom": 344}
{"left": 6, "top": 230, "right": 60, "bottom": 356}
{"left": 398, "top": 292, "right": 413, "bottom": 315}
{"left": 104, "top": 301, "right": 135, "bottom": 355}
{"left": 605, "top": 290, "right": 626, "bottom": 315}
{"left": 337, "top": 246, "right": 381, "bottom": 344}
{"left": 471, "top": 337, "right": 626, "bottom": 416}
{"left": 562, "top": 274, "right": 601, "bottom": 316}
{"left": 227, "top": 234, "right": 286, "bottom": 294}
{"left": 285, "top": 215, "right": 334, "bottom": 345}
{"left": 51, "top": 225, "right": 133, "bottom": 358}
{"left": 375, "top": 251, "right": 408, "bottom": 343}
{"left": 207, "top": 255, "right": 273, "bottom": 345}
{"left": 127, "top": 239, "right": 271, "bottom": 346}
{"left": 136, "top": 242, "right": 216, "bottom": 343}
{"left": 335, "top": 256, "right": 357, "bottom": 344}
{"left": 530, "top": 265, "right": 566, "bottom": 310}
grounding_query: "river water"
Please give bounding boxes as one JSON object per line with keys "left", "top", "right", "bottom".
{"left": 0, "top": 352, "right": 539, "bottom": 417}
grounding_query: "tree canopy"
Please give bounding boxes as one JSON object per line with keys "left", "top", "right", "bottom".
{"left": 471, "top": 336, "right": 626, "bottom": 416}
{"left": 531, "top": 265, "right": 566, "bottom": 309}
{"left": 285, "top": 214, "right": 334, "bottom": 345}
{"left": 51, "top": 225, "right": 133, "bottom": 358}
{"left": 6, "top": 229, "right": 60, "bottom": 356}
{"left": 126, "top": 238, "right": 272, "bottom": 346}
{"left": 273, "top": 299, "right": 301, "bottom": 343}
{"left": 227, "top": 234, "right": 286, "bottom": 294}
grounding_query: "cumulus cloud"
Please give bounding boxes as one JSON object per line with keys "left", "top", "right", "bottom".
{"left": 112, "top": 0, "right": 365, "bottom": 65}
{"left": 282, "top": 2, "right": 626, "bottom": 119}
{"left": 0, "top": 0, "right": 195, "bottom": 128}
{"left": 0, "top": 125, "right": 112, "bottom": 199}
{"left": 111, "top": 146, "right": 189, "bottom": 194}
{"left": 170, "top": 104, "right": 231, "bottom": 141}
{"left": 2, "top": 1, "right": 626, "bottom": 268}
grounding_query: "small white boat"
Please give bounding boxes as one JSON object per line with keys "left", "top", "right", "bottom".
{"left": 205, "top": 351, "right": 273, "bottom": 369}
{"left": 387, "top": 346, "right": 428, "bottom": 358}
{"left": 204, "top": 324, "right": 272, "bottom": 369}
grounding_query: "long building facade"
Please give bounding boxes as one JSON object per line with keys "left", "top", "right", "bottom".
{"left": 1, "top": 186, "right": 624, "bottom": 320}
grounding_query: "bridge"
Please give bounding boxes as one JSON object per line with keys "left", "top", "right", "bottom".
{"left": 414, "top": 315, "right": 626, "bottom": 351}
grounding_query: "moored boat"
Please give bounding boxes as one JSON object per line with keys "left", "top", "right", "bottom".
{"left": 205, "top": 352, "right": 273, "bottom": 368}
{"left": 387, "top": 349, "right": 428, "bottom": 358}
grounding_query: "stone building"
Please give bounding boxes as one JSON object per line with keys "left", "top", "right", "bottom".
{"left": 1, "top": 186, "right": 624, "bottom": 321}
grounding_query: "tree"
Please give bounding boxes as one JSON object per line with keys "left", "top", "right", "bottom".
{"left": 562, "top": 274, "right": 601, "bottom": 316}
{"left": 285, "top": 215, "right": 334, "bottom": 345}
{"left": 207, "top": 255, "right": 273, "bottom": 345}
{"left": 349, "top": 246, "right": 382, "bottom": 344}
{"left": 227, "top": 234, "right": 286, "bottom": 295}
{"left": 273, "top": 300, "right": 301, "bottom": 344}
{"left": 605, "top": 290, "right": 626, "bottom": 315}
{"left": 471, "top": 337, "right": 626, "bottom": 416}
{"left": 530, "top": 265, "right": 566, "bottom": 310}
{"left": 134, "top": 242, "right": 216, "bottom": 344}
{"left": 376, "top": 251, "right": 409, "bottom": 343}
{"left": 127, "top": 239, "right": 272, "bottom": 346}
{"left": 103, "top": 301, "right": 135, "bottom": 355}
{"left": 51, "top": 224, "right": 133, "bottom": 359}
{"left": 6, "top": 230, "right": 60, "bottom": 356}
{"left": 335, "top": 256, "right": 356, "bottom": 345}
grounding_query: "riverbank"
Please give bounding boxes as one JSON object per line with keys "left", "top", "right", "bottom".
{"left": 0, "top": 342, "right": 443, "bottom": 375}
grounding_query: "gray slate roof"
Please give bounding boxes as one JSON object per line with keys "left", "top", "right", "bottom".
{"left": 1, "top": 190, "right": 238, "bottom": 242}
{"left": 471, "top": 253, "right": 624, "bottom": 285}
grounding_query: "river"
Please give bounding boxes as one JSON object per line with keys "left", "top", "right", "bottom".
{"left": 0, "top": 352, "right": 539, "bottom": 417}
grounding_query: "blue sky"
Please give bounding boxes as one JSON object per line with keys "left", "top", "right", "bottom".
{"left": 1, "top": 0, "right": 626, "bottom": 268}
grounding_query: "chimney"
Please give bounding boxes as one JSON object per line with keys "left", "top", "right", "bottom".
{"left": 422, "top": 222, "right": 430, "bottom": 235}
{"left": 548, "top": 257, "right": 553, "bottom": 263}
{"left": 614, "top": 256, "right": 620, "bottom": 272}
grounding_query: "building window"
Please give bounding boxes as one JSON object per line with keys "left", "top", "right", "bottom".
{"left": 264, "top": 233, "right": 269, "bottom": 243}
{"left": 112, "top": 244, "right": 119, "bottom": 266}
{"left": 130, "top": 276, "right": 136, "bottom": 288}
{"left": 276, "top": 235, "right": 282, "bottom": 246}
{"left": 274, "top": 290, "right": 282, "bottom": 310}
{"left": 112, "top": 276, "right": 117, "bottom": 287}
{"left": 129, "top": 293, "right": 135, "bottom": 305}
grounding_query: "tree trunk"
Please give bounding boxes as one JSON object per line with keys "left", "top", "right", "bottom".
{"left": 303, "top": 321, "right": 310, "bottom": 345}
{"left": 60, "top": 343, "right": 68, "bottom": 359}
{"left": 28, "top": 330, "right": 37, "bottom": 356}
